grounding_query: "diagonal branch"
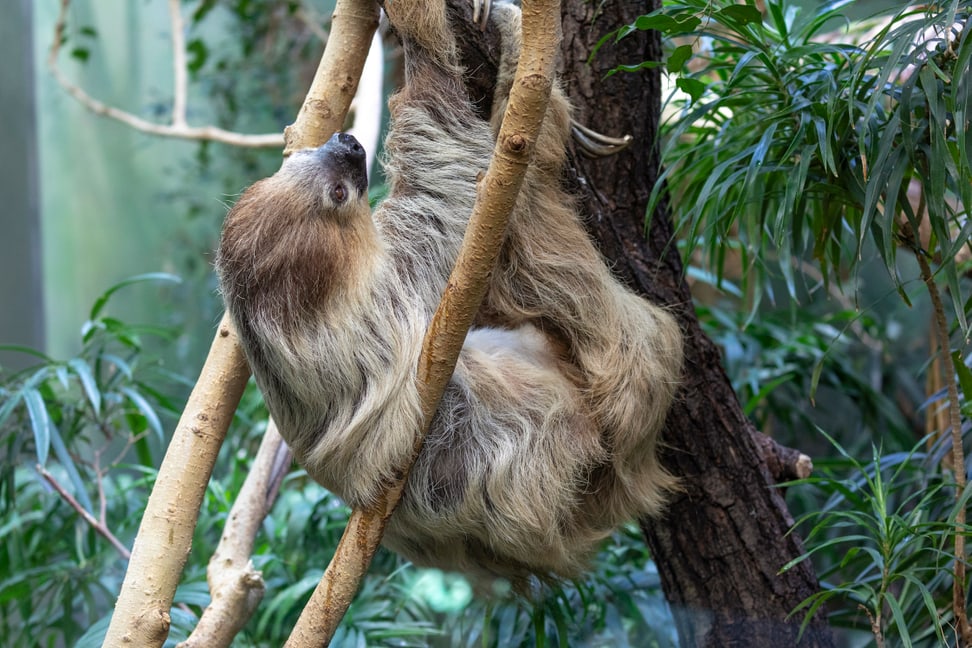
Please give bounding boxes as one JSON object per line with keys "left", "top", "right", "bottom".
{"left": 282, "top": 0, "right": 562, "bottom": 644}
{"left": 101, "top": 2, "right": 379, "bottom": 645}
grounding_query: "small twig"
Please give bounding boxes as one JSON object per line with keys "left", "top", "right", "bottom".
{"left": 48, "top": 0, "right": 283, "bottom": 148}
{"left": 38, "top": 464, "right": 131, "bottom": 559}
{"left": 751, "top": 431, "right": 813, "bottom": 483}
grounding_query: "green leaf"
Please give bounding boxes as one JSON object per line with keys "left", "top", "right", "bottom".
{"left": 49, "top": 426, "right": 93, "bottom": 514}
{"left": 70, "top": 47, "right": 90, "bottom": 62}
{"left": 23, "top": 389, "right": 51, "bottom": 466}
{"left": 187, "top": 39, "right": 209, "bottom": 74}
{"left": 88, "top": 272, "right": 180, "bottom": 321}
{"left": 0, "top": 388, "right": 25, "bottom": 431}
{"left": 121, "top": 386, "right": 164, "bottom": 442}
{"left": 0, "top": 345, "right": 51, "bottom": 363}
{"left": 953, "top": 351, "right": 972, "bottom": 404}
{"left": 68, "top": 358, "right": 101, "bottom": 416}
{"left": 667, "top": 44, "right": 694, "bottom": 74}
{"left": 884, "top": 593, "right": 913, "bottom": 647}
{"left": 676, "top": 77, "right": 706, "bottom": 103}
{"left": 716, "top": 5, "right": 763, "bottom": 27}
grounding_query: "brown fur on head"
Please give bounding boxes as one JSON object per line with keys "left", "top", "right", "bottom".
{"left": 217, "top": 134, "right": 379, "bottom": 332}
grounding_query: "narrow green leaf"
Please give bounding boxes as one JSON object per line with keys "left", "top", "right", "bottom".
{"left": 68, "top": 358, "right": 101, "bottom": 416}
{"left": 23, "top": 389, "right": 51, "bottom": 466}
{"left": 0, "top": 390, "right": 25, "bottom": 430}
{"left": 121, "top": 386, "right": 164, "bottom": 442}
{"left": 88, "top": 272, "right": 180, "bottom": 320}
{"left": 49, "top": 426, "right": 94, "bottom": 514}
{"left": 953, "top": 351, "right": 972, "bottom": 404}
{"left": 884, "top": 593, "right": 912, "bottom": 647}
{"left": 0, "top": 345, "right": 51, "bottom": 362}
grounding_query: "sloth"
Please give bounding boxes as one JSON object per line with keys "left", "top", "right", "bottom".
{"left": 216, "top": 1, "right": 683, "bottom": 585}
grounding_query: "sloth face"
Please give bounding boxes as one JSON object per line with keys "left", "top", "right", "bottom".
{"left": 282, "top": 133, "right": 369, "bottom": 216}
{"left": 217, "top": 132, "right": 379, "bottom": 332}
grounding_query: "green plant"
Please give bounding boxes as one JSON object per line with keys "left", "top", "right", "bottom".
{"left": 784, "top": 432, "right": 960, "bottom": 647}
{"left": 636, "top": 0, "right": 970, "bottom": 314}
{"left": 0, "top": 273, "right": 181, "bottom": 646}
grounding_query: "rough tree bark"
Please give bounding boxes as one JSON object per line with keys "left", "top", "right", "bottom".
{"left": 564, "top": 4, "right": 835, "bottom": 646}
{"left": 450, "top": 1, "right": 835, "bottom": 645}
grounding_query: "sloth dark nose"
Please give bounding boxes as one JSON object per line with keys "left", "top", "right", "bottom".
{"left": 328, "top": 132, "right": 365, "bottom": 161}
{"left": 319, "top": 132, "right": 368, "bottom": 194}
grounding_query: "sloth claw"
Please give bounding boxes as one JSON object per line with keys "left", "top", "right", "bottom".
{"left": 571, "top": 120, "right": 633, "bottom": 157}
{"left": 472, "top": 0, "right": 492, "bottom": 31}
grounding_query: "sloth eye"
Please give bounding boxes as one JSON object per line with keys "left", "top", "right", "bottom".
{"left": 330, "top": 184, "right": 348, "bottom": 204}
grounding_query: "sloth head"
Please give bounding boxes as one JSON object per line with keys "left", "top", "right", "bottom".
{"left": 216, "top": 133, "right": 378, "bottom": 328}
{"left": 280, "top": 132, "right": 370, "bottom": 218}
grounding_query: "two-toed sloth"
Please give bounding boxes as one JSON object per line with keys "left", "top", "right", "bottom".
{"left": 216, "top": 1, "right": 683, "bottom": 585}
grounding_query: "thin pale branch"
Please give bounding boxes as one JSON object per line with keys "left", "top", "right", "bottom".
{"left": 283, "top": 0, "right": 561, "bottom": 644}
{"left": 48, "top": 0, "right": 283, "bottom": 148}
{"left": 179, "top": 422, "right": 290, "bottom": 648}
{"left": 168, "top": 0, "right": 187, "bottom": 128}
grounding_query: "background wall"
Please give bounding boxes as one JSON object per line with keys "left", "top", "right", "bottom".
{"left": 0, "top": 0, "right": 43, "bottom": 371}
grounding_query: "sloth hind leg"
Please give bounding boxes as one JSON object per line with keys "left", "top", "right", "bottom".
{"left": 390, "top": 324, "right": 609, "bottom": 579}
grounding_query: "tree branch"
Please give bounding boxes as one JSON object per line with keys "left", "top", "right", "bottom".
{"left": 178, "top": 421, "right": 289, "bottom": 648}
{"left": 168, "top": 0, "right": 187, "bottom": 128}
{"left": 103, "top": 320, "right": 251, "bottom": 646}
{"left": 282, "top": 0, "right": 561, "bottom": 644}
{"left": 48, "top": 0, "right": 283, "bottom": 148}
{"left": 283, "top": 0, "right": 381, "bottom": 154}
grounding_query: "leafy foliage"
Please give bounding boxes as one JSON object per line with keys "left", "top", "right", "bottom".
{"left": 0, "top": 274, "right": 181, "bottom": 646}
{"left": 784, "top": 433, "right": 961, "bottom": 646}
{"left": 635, "top": 0, "right": 970, "bottom": 325}
{"left": 2, "top": 278, "right": 675, "bottom": 646}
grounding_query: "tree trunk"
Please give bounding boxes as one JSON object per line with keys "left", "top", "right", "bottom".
{"left": 451, "top": 1, "right": 836, "bottom": 645}
{"left": 561, "top": 4, "right": 835, "bottom": 646}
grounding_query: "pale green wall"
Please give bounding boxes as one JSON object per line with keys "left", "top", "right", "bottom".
{"left": 32, "top": 1, "right": 247, "bottom": 361}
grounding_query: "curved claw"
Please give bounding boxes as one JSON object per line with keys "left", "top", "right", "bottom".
{"left": 571, "top": 120, "right": 633, "bottom": 158}
{"left": 472, "top": 0, "right": 492, "bottom": 31}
